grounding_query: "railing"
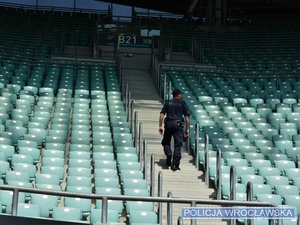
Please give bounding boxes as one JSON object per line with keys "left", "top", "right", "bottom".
{"left": 0, "top": 183, "right": 277, "bottom": 225}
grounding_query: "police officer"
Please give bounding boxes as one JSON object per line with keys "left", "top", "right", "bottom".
{"left": 159, "top": 88, "right": 190, "bottom": 171}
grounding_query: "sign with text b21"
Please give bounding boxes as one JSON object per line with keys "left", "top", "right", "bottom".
{"left": 182, "top": 207, "right": 295, "bottom": 219}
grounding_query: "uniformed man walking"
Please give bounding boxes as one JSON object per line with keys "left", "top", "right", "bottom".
{"left": 159, "top": 89, "right": 190, "bottom": 171}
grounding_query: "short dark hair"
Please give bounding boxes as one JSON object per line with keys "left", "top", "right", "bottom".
{"left": 172, "top": 88, "right": 182, "bottom": 97}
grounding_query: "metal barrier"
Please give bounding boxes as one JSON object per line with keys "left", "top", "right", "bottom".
{"left": 0, "top": 184, "right": 278, "bottom": 224}
{"left": 195, "top": 122, "right": 200, "bottom": 170}
{"left": 150, "top": 153, "right": 155, "bottom": 197}
{"left": 204, "top": 134, "right": 210, "bottom": 187}
{"left": 216, "top": 148, "right": 222, "bottom": 200}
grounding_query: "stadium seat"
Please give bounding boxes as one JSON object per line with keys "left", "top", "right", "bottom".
{"left": 275, "top": 185, "right": 299, "bottom": 201}
{"left": 52, "top": 207, "right": 82, "bottom": 222}
{"left": 31, "top": 194, "right": 59, "bottom": 217}
{"left": 256, "top": 194, "right": 282, "bottom": 205}
{"left": 17, "top": 203, "right": 41, "bottom": 218}
{"left": 265, "top": 176, "right": 290, "bottom": 191}
{"left": 90, "top": 208, "right": 120, "bottom": 224}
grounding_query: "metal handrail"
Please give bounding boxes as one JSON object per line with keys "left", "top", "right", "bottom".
{"left": 195, "top": 122, "right": 200, "bottom": 171}
{"left": 134, "top": 111, "right": 138, "bottom": 148}
{"left": 204, "top": 134, "right": 210, "bottom": 187}
{"left": 0, "top": 184, "right": 278, "bottom": 224}
{"left": 138, "top": 122, "right": 143, "bottom": 158}
{"left": 150, "top": 153, "right": 155, "bottom": 197}
{"left": 167, "top": 191, "right": 173, "bottom": 225}
{"left": 216, "top": 148, "right": 222, "bottom": 200}
{"left": 143, "top": 139, "right": 148, "bottom": 181}
{"left": 157, "top": 171, "right": 163, "bottom": 224}
{"left": 230, "top": 166, "right": 237, "bottom": 225}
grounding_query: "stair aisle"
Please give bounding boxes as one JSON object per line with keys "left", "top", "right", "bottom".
{"left": 123, "top": 68, "right": 227, "bottom": 225}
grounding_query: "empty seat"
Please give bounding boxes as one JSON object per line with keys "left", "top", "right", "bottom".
{"left": 31, "top": 194, "right": 59, "bottom": 218}
{"left": 240, "top": 175, "right": 264, "bottom": 185}
{"left": 41, "top": 166, "right": 64, "bottom": 181}
{"left": 265, "top": 176, "right": 290, "bottom": 191}
{"left": 256, "top": 194, "right": 282, "bottom": 205}
{"left": 90, "top": 208, "right": 119, "bottom": 224}
{"left": 66, "top": 176, "right": 92, "bottom": 187}
{"left": 274, "top": 160, "right": 296, "bottom": 175}
{"left": 64, "top": 197, "right": 91, "bottom": 219}
{"left": 258, "top": 167, "right": 281, "bottom": 179}
{"left": 267, "top": 154, "right": 289, "bottom": 165}
{"left": 128, "top": 210, "right": 158, "bottom": 225}
{"left": 11, "top": 154, "right": 34, "bottom": 166}
{"left": 5, "top": 171, "right": 30, "bottom": 184}
{"left": 52, "top": 207, "right": 82, "bottom": 222}
{"left": 17, "top": 203, "right": 41, "bottom": 218}
{"left": 35, "top": 173, "right": 60, "bottom": 186}
{"left": 275, "top": 185, "right": 299, "bottom": 201}
{"left": 285, "top": 168, "right": 300, "bottom": 184}
{"left": 252, "top": 184, "right": 273, "bottom": 200}
{"left": 250, "top": 159, "right": 272, "bottom": 173}
{"left": 68, "top": 167, "right": 91, "bottom": 177}
{"left": 42, "top": 157, "right": 64, "bottom": 167}
{"left": 0, "top": 190, "right": 26, "bottom": 214}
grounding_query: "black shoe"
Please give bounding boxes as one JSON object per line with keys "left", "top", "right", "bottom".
{"left": 166, "top": 154, "right": 172, "bottom": 167}
{"left": 171, "top": 165, "right": 181, "bottom": 171}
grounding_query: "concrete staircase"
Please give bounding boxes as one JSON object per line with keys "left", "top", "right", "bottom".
{"left": 122, "top": 68, "right": 227, "bottom": 225}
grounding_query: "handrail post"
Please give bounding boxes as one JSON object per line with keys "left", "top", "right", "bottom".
{"left": 177, "top": 216, "right": 183, "bottom": 225}
{"left": 11, "top": 188, "right": 19, "bottom": 216}
{"left": 128, "top": 91, "right": 131, "bottom": 121}
{"left": 195, "top": 122, "right": 199, "bottom": 170}
{"left": 204, "top": 134, "right": 210, "bottom": 187}
{"left": 150, "top": 153, "right": 155, "bottom": 197}
{"left": 139, "top": 122, "right": 143, "bottom": 157}
{"left": 163, "top": 72, "right": 167, "bottom": 104}
{"left": 125, "top": 83, "right": 129, "bottom": 118}
{"left": 186, "top": 122, "right": 191, "bottom": 155}
{"left": 191, "top": 200, "right": 197, "bottom": 225}
{"left": 101, "top": 196, "right": 108, "bottom": 223}
{"left": 230, "top": 166, "right": 236, "bottom": 225}
{"left": 134, "top": 111, "right": 138, "bottom": 148}
{"left": 143, "top": 139, "right": 148, "bottom": 181}
{"left": 246, "top": 182, "right": 253, "bottom": 225}
{"left": 168, "top": 80, "right": 172, "bottom": 100}
{"left": 167, "top": 191, "right": 173, "bottom": 225}
{"left": 130, "top": 100, "right": 134, "bottom": 132}
{"left": 158, "top": 172, "right": 163, "bottom": 225}
{"left": 216, "top": 148, "right": 222, "bottom": 200}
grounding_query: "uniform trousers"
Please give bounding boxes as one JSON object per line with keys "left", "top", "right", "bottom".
{"left": 161, "top": 121, "right": 183, "bottom": 166}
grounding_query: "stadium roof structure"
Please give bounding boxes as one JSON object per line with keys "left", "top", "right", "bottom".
{"left": 97, "top": 0, "right": 300, "bottom": 16}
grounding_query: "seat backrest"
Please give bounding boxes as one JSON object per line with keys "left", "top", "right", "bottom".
{"left": 35, "top": 173, "right": 60, "bottom": 186}
{"left": 17, "top": 203, "right": 41, "bottom": 218}
{"left": 129, "top": 210, "right": 158, "bottom": 224}
{"left": 258, "top": 167, "right": 281, "bottom": 179}
{"left": 275, "top": 185, "right": 299, "bottom": 199}
{"left": 90, "top": 208, "right": 119, "bottom": 224}
{"left": 31, "top": 194, "right": 59, "bottom": 217}
{"left": 265, "top": 176, "right": 289, "bottom": 190}
{"left": 256, "top": 194, "right": 282, "bottom": 205}
{"left": 240, "top": 175, "right": 264, "bottom": 185}
{"left": 66, "top": 176, "right": 91, "bottom": 187}
{"left": 122, "top": 178, "right": 148, "bottom": 190}
{"left": 52, "top": 207, "right": 81, "bottom": 222}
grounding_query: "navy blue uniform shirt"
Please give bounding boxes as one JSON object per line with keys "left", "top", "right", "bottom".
{"left": 160, "top": 98, "right": 190, "bottom": 120}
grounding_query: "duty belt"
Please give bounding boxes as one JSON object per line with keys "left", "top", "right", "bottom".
{"left": 165, "top": 118, "right": 182, "bottom": 122}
